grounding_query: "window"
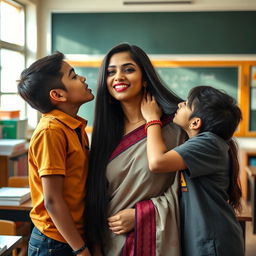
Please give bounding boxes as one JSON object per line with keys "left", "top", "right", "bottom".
{"left": 0, "top": 0, "right": 26, "bottom": 118}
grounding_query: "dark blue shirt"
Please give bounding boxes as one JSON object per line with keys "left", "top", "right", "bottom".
{"left": 174, "top": 132, "right": 244, "bottom": 256}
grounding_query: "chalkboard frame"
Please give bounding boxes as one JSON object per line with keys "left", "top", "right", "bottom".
{"left": 67, "top": 59, "right": 256, "bottom": 137}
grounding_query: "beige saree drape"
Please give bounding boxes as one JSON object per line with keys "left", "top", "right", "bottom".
{"left": 103, "top": 116, "right": 184, "bottom": 256}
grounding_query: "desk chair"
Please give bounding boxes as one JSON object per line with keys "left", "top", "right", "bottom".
{"left": 0, "top": 219, "right": 18, "bottom": 256}
{"left": 8, "top": 176, "right": 30, "bottom": 256}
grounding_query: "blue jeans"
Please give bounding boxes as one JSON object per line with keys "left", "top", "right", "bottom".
{"left": 28, "top": 226, "right": 74, "bottom": 256}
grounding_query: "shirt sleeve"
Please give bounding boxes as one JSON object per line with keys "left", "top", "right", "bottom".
{"left": 30, "top": 128, "right": 67, "bottom": 177}
{"left": 174, "top": 133, "right": 227, "bottom": 178}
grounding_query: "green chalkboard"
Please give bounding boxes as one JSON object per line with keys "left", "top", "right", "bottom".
{"left": 52, "top": 11, "right": 256, "bottom": 54}
{"left": 75, "top": 67, "right": 99, "bottom": 126}
{"left": 74, "top": 66, "right": 238, "bottom": 126}
{"left": 158, "top": 67, "right": 238, "bottom": 100}
{"left": 250, "top": 110, "right": 256, "bottom": 131}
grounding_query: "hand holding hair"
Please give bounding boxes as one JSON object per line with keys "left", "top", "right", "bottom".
{"left": 141, "top": 92, "right": 162, "bottom": 122}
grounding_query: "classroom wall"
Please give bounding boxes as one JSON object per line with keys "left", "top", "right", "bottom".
{"left": 36, "top": 0, "right": 256, "bottom": 147}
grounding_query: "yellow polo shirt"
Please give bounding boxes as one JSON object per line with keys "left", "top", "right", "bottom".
{"left": 29, "top": 109, "right": 89, "bottom": 243}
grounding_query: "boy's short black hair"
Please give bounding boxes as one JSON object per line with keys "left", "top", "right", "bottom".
{"left": 17, "top": 51, "right": 66, "bottom": 113}
{"left": 187, "top": 85, "right": 242, "bottom": 141}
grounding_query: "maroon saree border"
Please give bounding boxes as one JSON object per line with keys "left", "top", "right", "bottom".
{"left": 109, "top": 124, "right": 146, "bottom": 162}
{"left": 122, "top": 200, "right": 156, "bottom": 256}
{"left": 109, "top": 114, "right": 173, "bottom": 162}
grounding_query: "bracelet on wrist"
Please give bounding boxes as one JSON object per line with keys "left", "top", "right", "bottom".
{"left": 144, "top": 120, "right": 163, "bottom": 133}
{"left": 72, "top": 244, "right": 87, "bottom": 255}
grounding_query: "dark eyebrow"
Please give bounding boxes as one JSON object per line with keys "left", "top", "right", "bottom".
{"left": 68, "top": 68, "right": 75, "bottom": 77}
{"left": 108, "top": 63, "right": 136, "bottom": 68}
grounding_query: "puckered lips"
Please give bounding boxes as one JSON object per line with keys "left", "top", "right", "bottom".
{"left": 113, "top": 82, "right": 129, "bottom": 92}
{"left": 84, "top": 82, "right": 92, "bottom": 92}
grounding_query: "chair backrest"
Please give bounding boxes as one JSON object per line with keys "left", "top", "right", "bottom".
{"left": 0, "top": 219, "right": 18, "bottom": 256}
{"left": 0, "top": 219, "right": 16, "bottom": 235}
{"left": 8, "top": 176, "right": 29, "bottom": 188}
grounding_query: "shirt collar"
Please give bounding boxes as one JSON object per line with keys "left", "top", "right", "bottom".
{"left": 42, "top": 109, "right": 87, "bottom": 130}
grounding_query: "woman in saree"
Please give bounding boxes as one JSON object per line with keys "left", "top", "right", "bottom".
{"left": 85, "top": 43, "right": 185, "bottom": 256}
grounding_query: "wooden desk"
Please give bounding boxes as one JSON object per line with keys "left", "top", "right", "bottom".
{"left": 0, "top": 199, "right": 32, "bottom": 222}
{"left": 237, "top": 200, "right": 252, "bottom": 246}
{"left": 0, "top": 235, "right": 22, "bottom": 256}
{"left": 246, "top": 166, "right": 256, "bottom": 234}
{"left": 0, "top": 148, "right": 28, "bottom": 188}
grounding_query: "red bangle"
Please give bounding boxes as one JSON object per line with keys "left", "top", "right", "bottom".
{"left": 144, "top": 120, "right": 163, "bottom": 133}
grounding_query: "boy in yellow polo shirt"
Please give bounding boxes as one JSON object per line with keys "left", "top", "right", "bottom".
{"left": 17, "top": 52, "right": 94, "bottom": 256}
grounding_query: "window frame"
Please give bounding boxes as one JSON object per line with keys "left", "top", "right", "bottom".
{"left": 0, "top": 0, "right": 26, "bottom": 114}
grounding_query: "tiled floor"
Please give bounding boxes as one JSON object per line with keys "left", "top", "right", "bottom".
{"left": 246, "top": 222, "right": 256, "bottom": 256}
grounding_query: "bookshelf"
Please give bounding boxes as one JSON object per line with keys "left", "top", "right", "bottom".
{"left": 0, "top": 146, "right": 28, "bottom": 188}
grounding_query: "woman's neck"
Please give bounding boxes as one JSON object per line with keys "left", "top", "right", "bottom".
{"left": 121, "top": 97, "right": 146, "bottom": 134}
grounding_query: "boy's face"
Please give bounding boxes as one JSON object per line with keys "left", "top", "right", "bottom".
{"left": 173, "top": 101, "right": 192, "bottom": 130}
{"left": 60, "top": 61, "right": 94, "bottom": 105}
{"left": 173, "top": 101, "right": 201, "bottom": 137}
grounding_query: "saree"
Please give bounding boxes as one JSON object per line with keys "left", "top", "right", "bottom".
{"left": 122, "top": 200, "right": 156, "bottom": 256}
{"left": 103, "top": 116, "right": 184, "bottom": 256}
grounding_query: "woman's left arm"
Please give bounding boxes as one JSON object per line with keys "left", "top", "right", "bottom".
{"left": 141, "top": 93, "right": 186, "bottom": 172}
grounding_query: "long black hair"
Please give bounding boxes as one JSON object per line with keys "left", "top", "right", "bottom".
{"left": 187, "top": 86, "right": 242, "bottom": 211}
{"left": 85, "top": 43, "right": 182, "bottom": 249}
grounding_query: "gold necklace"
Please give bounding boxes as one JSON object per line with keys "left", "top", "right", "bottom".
{"left": 126, "top": 119, "right": 145, "bottom": 124}
{"left": 124, "top": 119, "right": 145, "bottom": 135}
